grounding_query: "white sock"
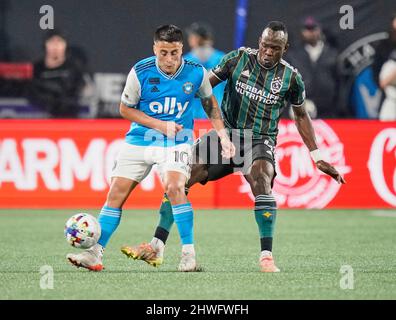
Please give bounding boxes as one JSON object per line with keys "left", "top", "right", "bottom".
{"left": 260, "top": 250, "right": 272, "bottom": 258}
{"left": 150, "top": 237, "right": 165, "bottom": 258}
{"left": 182, "top": 244, "right": 195, "bottom": 256}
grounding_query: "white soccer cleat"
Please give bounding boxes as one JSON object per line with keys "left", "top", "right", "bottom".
{"left": 178, "top": 251, "right": 197, "bottom": 272}
{"left": 67, "top": 244, "right": 104, "bottom": 272}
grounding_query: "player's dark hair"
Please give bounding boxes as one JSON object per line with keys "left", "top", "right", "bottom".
{"left": 154, "top": 24, "right": 183, "bottom": 43}
{"left": 265, "top": 21, "right": 288, "bottom": 35}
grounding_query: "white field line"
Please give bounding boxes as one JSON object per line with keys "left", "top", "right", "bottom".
{"left": 370, "top": 210, "right": 396, "bottom": 217}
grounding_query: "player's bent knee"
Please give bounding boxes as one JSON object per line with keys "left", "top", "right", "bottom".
{"left": 249, "top": 173, "right": 273, "bottom": 195}
{"left": 165, "top": 182, "right": 185, "bottom": 201}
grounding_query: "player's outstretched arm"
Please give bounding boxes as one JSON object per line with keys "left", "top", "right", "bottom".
{"left": 198, "top": 68, "right": 235, "bottom": 159}
{"left": 119, "top": 103, "right": 182, "bottom": 137}
{"left": 200, "top": 95, "right": 235, "bottom": 159}
{"left": 292, "top": 104, "right": 346, "bottom": 184}
{"left": 209, "top": 73, "right": 223, "bottom": 88}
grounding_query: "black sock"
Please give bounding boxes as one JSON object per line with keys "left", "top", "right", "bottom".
{"left": 154, "top": 226, "right": 169, "bottom": 244}
{"left": 260, "top": 237, "right": 273, "bottom": 252}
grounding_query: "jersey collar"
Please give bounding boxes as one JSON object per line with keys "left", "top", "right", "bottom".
{"left": 155, "top": 58, "right": 185, "bottom": 80}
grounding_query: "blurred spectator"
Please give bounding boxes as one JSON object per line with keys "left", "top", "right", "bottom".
{"left": 287, "top": 16, "right": 340, "bottom": 118}
{"left": 184, "top": 22, "right": 225, "bottom": 119}
{"left": 372, "top": 14, "right": 396, "bottom": 86}
{"left": 68, "top": 44, "right": 98, "bottom": 118}
{"left": 372, "top": 13, "right": 396, "bottom": 121}
{"left": 29, "top": 29, "right": 85, "bottom": 118}
{"left": 378, "top": 50, "right": 396, "bottom": 120}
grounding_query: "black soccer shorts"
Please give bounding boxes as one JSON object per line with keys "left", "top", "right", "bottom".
{"left": 192, "top": 129, "right": 277, "bottom": 186}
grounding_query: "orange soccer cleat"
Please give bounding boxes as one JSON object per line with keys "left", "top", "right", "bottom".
{"left": 260, "top": 254, "right": 280, "bottom": 273}
{"left": 121, "top": 243, "right": 163, "bottom": 267}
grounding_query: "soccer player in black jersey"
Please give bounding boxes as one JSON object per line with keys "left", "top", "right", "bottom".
{"left": 122, "top": 21, "right": 345, "bottom": 272}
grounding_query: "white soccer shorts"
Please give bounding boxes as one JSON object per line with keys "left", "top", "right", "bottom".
{"left": 111, "top": 143, "right": 192, "bottom": 182}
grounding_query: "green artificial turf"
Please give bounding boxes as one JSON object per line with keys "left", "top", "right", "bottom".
{"left": 0, "top": 209, "right": 395, "bottom": 300}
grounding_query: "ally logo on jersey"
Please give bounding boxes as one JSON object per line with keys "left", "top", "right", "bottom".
{"left": 149, "top": 97, "right": 189, "bottom": 119}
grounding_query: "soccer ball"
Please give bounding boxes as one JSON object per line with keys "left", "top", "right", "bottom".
{"left": 64, "top": 213, "right": 101, "bottom": 249}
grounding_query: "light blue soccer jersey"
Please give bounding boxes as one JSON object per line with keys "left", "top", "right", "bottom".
{"left": 121, "top": 57, "right": 212, "bottom": 146}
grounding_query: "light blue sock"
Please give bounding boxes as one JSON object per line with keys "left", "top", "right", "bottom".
{"left": 172, "top": 203, "right": 194, "bottom": 245}
{"left": 97, "top": 206, "right": 122, "bottom": 247}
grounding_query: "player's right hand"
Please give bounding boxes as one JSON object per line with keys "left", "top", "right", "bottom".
{"left": 315, "top": 160, "right": 346, "bottom": 184}
{"left": 220, "top": 136, "right": 236, "bottom": 159}
{"left": 157, "top": 121, "right": 183, "bottom": 137}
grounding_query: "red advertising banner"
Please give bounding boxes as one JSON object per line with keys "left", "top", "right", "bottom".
{"left": 215, "top": 120, "right": 396, "bottom": 209}
{"left": 0, "top": 119, "right": 395, "bottom": 209}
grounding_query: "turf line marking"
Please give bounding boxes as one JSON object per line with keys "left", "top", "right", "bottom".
{"left": 370, "top": 211, "right": 396, "bottom": 218}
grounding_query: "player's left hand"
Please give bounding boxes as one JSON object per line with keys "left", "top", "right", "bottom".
{"left": 220, "top": 136, "right": 236, "bottom": 159}
{"left": 315, "top": 160, "right": 346, "bottom": 184}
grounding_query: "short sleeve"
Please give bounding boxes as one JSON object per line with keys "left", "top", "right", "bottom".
{"left": 197, "top": 68, "right": 213, "bottom": 98}
{"left": 121, "top": 68, "right": 141, "bottom": 108}
{"left": 211, "top": 49, "right": 240, "bottom": 82}
{"left": 288, "top": 72, "right": 306, "bottom": 106}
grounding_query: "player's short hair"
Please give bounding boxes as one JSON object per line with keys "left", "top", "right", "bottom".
{"left": 265, "top": 21, "right": 288, "bottom": 35}
{"left": 154, "top": 24, "right": 183, "bottom": 43}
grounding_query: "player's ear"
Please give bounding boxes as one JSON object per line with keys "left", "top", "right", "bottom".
{"left": 258, "top": 36, "right": 262, "bottom": 47}
{"left": 284, "top": 42, "right": 289, "bottom": 53}
{"left": 153, "top": 43, "right": 157, "bottom": 56}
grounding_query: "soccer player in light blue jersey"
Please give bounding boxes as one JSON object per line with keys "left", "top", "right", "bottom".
{"left": 67, "top": 25, "right": 235, "bottom": 272}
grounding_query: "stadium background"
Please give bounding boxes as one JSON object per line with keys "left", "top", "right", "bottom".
{"left": 5, "top": 0, "right": 395, "bottom": 72}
